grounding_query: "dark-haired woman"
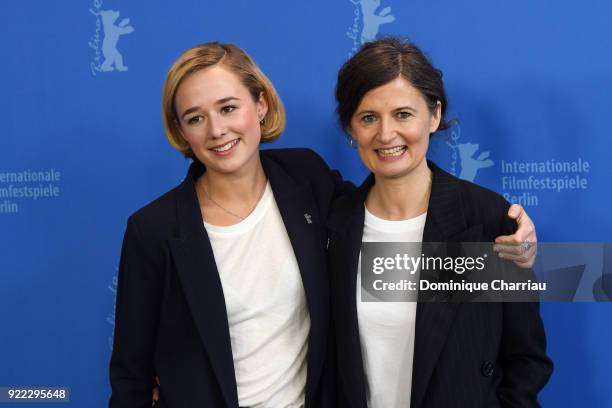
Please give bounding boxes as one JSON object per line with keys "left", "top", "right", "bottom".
{"left": 328, "top": 37, "right": 552, "bottom": 408}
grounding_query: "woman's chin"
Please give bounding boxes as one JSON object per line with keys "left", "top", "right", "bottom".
{"left": 372, "top": 162, "right": 413, "bottom": 180}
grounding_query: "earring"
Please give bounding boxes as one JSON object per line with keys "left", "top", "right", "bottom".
{"left": 349, "top": 137, "right": 357, "bottom": 149}
{"left": 259, "top": 118, "right": 265, "bottom": 125}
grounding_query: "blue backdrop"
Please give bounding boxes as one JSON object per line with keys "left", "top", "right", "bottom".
{"left": 1, "top": 0, "right": 611, "bottom": 406}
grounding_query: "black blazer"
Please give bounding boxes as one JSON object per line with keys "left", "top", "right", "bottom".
{"left": 109, "top": 148, "right": 351, "bottom": 408}
{"left": 327, "top": 161, "right": 553, "bottom": 408}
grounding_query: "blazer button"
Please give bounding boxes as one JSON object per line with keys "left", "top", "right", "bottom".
{"left": 481, "top": 361, "right": 495, "bottom": 377}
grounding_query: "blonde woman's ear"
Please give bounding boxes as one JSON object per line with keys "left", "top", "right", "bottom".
{"left": 257, "top": 92, "right": 268, "bottom": 121}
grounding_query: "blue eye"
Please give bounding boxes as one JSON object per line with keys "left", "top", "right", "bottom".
{"left": 187, "top": 115, "right": 203, "bottom": 125}
{"left": 397, "top": 111, "right": 412, "bottom": 119}
{"left": 361, "top": 114, "right": 376, "bottom": 123}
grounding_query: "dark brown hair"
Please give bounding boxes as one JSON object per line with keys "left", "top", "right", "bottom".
{"left": 335, "top": 37, "right": 454, "bottom": 135}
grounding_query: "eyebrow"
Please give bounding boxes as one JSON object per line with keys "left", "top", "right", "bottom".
{"left": 180, "top": 97, "right": 241, "bottom": 119}
{"left": 354, "top": 109, "right": 374, "bottom": 117}
{"left": 216, "top": 96, "right": 240, "bottom": 105}
{"left": 180, "top": 107, "right": 200, "bottom": 120}
{"left": 394, "top": 106, "right": 417, "bottom": 113}
{"left": 354, "top": 106, "right": 417, "bottom": 117}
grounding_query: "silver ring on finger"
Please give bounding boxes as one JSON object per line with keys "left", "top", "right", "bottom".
{"left": 521, "top": 239, "right": 532, "bottom": 253}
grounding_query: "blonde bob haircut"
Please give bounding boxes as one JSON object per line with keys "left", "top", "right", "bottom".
{"left": 162, "top": 42, "right": 286, "bottom": 158}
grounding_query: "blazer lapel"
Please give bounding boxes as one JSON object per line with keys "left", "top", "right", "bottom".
{"left": 261, "top": 154, "right": 329, "bottom": 408}
{"left": 411, "top": 161, "right": 482, "bottom": 408}
{"left": 329, "top": 162, "right": 485, "bottom": 408}
{"left": 327, "top": 176, "right": 373, "bottom": 408}
{"left": 168, "top": 161, "right": 238, "bottom": 408}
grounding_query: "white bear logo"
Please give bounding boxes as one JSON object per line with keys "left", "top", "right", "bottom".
{"left": 457, "top": 142, "right": 494, "bottom": 182}
{"left": 441, "top": 125, "right": 494, "bottom": 182}
{"left": 359, "top": 0, "right": 395, "bottom": 44}
{"left": 98, "top": 9, "right": 134, "bottom": 72}
{"left": 347, "top": 0, "right": 395, "bottom": 54}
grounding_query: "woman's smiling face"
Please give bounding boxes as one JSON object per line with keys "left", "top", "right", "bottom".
{"left": 174, "top": 65, "right": 267, "bottom": 176}
{"left": 349, "top": 76, "right": 441, "bottom": 180}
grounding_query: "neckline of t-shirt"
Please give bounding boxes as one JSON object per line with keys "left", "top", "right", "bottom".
{"left": 203, "top": 181, "right": 273, "bottom": 236}
{"left": 364, "top": 204, "right": 427, "bottom": 233}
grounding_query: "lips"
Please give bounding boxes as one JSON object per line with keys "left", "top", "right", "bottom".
{"left": 210, "top": 139, "right": 239, "bottom": 153}
{"left": 376, "top": 145, "right": 407, "bottom": 157}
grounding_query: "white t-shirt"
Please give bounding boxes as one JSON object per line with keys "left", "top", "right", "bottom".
{"left": 204, "top": 182, "right": 309, "bottom": 408}
{"left": 356, "top": 206, "right": 427, "bottom": 408}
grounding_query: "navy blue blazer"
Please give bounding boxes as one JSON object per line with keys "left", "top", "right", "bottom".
{"left": 109, "top": 148, "right": 352, "bottom": 408}
{"left": 327, "top": 161, "right": 553, "bottom": 408}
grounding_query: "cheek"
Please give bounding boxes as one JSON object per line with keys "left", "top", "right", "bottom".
{"left": 353, "top": 130, "right": 378, "bottom": 167}
{"left": 233, "top": 108, "right": 260, "bottom": 136}
{"left": 179, "top": 126, "right": 200, "bottom": 146}
{"left": 402, "top": 122, "right": 431, "bottom": 144}
{"left": 352, "top": 127, "right": 374, "bottom": 147}
{"left": 356, "top": 143, "right": 377, "bottom": 171}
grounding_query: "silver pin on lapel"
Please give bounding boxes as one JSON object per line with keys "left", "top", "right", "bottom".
{"left": 304, "top": 213, "right": 313, "bottom": 224}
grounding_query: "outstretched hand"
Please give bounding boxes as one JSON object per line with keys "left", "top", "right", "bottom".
{"left": 494, "top": 204, "right": 538, "bottom": 268}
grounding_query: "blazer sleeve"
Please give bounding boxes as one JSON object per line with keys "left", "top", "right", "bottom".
{"left": 109, "top": 216, "right": 163, "bottom": 408}
{"left": 330, "top": 168, "right": 354, "bottom": 201}
{"left": 309, "top": 149, "right": 355, "bottom": 200}
{"left": 494, "top": 204, "right": 553, "bottom": 407}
